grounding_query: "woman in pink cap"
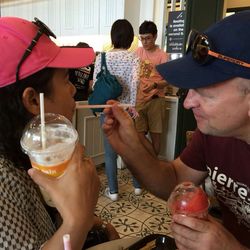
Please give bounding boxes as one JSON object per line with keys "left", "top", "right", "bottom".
{"left": 0, "top": 17, "right": 118, "bottom": 249}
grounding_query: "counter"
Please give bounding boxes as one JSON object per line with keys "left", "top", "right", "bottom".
{"left": 159, "top": 96, "right": 179, "bottom": 161}
{"left": 74, "top": 101, "right": 105, "bottom": 165}
{"left": 74, "top": 96, "right": 179, "bottom": 165}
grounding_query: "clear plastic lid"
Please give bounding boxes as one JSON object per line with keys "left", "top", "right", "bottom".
{"left": 168, "top": 182, "right": 209, "bottom": 219}
{"left": 20, "top": 113, "right": 78, "bottom": 155}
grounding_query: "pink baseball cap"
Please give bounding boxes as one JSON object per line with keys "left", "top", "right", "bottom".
{"left": 0, "top": 16, "right": 95, "bottom": 88}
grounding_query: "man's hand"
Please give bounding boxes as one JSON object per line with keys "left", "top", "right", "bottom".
{"left": 102, "top": 100, "right": 141, "bottom": 156}
{"left": 171, "top": 214, "right": 247, "bottom": 250}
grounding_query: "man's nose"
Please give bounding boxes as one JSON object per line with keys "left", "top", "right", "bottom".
{"left": 183, "top": 89, "right": 198, "bottom": 109}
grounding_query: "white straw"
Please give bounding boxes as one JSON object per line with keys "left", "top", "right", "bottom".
{"left": 39, "top": 93, "right": 46, "bottom": 149}
{"left": 63, "top": 234, "right": 72, "bottom": 250}
{"left": 75, "top": 103, "right": 133, "bottom": 109}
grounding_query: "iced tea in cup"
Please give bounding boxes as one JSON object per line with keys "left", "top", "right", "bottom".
{"left": 168, "top": 182, "right": 210, "bottom": 219}
{"left": 20, "top": 113, "right": 78, "bottom": 178}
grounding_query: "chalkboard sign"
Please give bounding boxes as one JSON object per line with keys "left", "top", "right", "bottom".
{"left": 167, "top": 11, "right": 185, "bottom": 53}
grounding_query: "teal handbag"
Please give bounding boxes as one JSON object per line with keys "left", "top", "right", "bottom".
{"left": 88, "top": 52, "right": 122, "bottom": 113}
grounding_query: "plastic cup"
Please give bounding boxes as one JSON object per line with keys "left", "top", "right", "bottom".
{"left": 168, "top": 182, "right": 209, "bottom": 219}
{"left": 20, "top": 113, "right": 78, "bottom": 178}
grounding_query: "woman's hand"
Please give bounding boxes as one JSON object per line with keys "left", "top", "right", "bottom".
{"left": 28, "top": 143, "right": 100, "bottom": 231}
{"left": 92, "top": 216, "right": 120, "bottom": 241}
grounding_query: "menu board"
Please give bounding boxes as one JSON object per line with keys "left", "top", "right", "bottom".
{"left": 167, "top": 10, "right": 185, "bottom": 53}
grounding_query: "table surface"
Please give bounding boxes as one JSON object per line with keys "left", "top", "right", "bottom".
{"left": 86, "top": 237, "right": 141, "bottom": 250}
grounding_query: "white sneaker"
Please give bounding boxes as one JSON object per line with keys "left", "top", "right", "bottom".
{"left": 117, "top": 155, "right": 126, "bottom": 169}
{"left": 134, "top": 188, "right": 143, "bottom": 196}
{"left": 104, "top": 188, "right": 119, "bottom": 201}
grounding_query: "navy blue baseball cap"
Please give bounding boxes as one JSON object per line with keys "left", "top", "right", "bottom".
{"left": 156, "top": 11, "right": 250, "bottom": 89}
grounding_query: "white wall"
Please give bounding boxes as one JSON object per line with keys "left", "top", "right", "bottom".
{"left": 0, "top": 0, "right": 167, "bottom": 50}
{"left": 54, "top": 34, "right": 110, "bottom": 52}
{"left": 124, "top": 0, "right": 141, "bottom": 35}
{"left": 139, "top": 0, "right": 154, "bottom": 24}
{"left": 153, "top": 0, "right": 167, "bottom": 49}
{"left": 127, "top": 0, "right": 167, "bottom": 48}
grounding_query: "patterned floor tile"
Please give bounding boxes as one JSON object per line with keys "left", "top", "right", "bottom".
{"left": 95, "top": 167, "right": 172, "bottom": 238}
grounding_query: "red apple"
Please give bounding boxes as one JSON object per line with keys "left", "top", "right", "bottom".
{"left": 168, "top": 182, "right": 209, "bottom": 219}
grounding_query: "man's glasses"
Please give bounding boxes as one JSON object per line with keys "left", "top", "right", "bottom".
{"left": 139, "top": 35, "right": 154, "bottom": 42}
{"left": 186, "top": 29, "right": 250, "bottom": 68}
{"left": 16, "top": 17, "right": 56, "bottom": 82}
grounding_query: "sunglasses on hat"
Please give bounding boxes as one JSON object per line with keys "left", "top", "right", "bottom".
{"left": 16, "top": 17, "right": 56, "bottom": 82}
{"left": 186, "top": 29, "right": 250, "bottom": 68}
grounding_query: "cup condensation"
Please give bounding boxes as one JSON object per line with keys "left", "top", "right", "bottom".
{"left": 21, "top": 113, "right": 78, "bottom": 178}
{"left": 168, "top": 182, "right": 210, "bottom": 219}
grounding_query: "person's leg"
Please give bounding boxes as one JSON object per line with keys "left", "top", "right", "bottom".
{"left": 135, "top": 102, "right": 156, "bottom": 157}
{"left": 127, "top": 165, "right": 142, "bottom": 195}
{"left": 100, "top": 114, "right": 118, "bottom": 194}
{"left": 137, "top": 132, "right": 156, "bottom": 156}
{"left": 149, "top": 132, "right": 161, "bottom": 155}
{"left": 132, "top": 175, "right": 142, "bottom": 195}
{"left": 132, "top": 176, "right": 141, "bottom": 188}
{"left": 148, "top": 98, "right": 166, "bottom": 156}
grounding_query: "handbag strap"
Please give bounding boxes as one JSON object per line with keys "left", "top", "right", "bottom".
{"left": 101, "top": 52, "right": 108, "bottom": 74}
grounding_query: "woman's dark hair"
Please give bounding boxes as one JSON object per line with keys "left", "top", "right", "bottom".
{"left": 61, "top": 42, "right": 91, "bottom": 49}
{"left": 76, "top": 42, "right": 90, "bottom": 48}
{"left": 111, "top": 19, "right": 134, "bottom": 49}
{"left": 139, "top": 20, "right": 158, "bottom": 36}
{"left": 0, "top": 68, "right": 55, "bottom": 169}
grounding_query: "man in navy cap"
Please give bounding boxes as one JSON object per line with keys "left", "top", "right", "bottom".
{"left": 102, "top": 11, "right": 250, "bottom": 249}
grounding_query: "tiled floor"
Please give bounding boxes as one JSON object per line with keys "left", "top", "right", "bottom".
{"left": 95, "top": 166, "right": 172, "bottom": 239}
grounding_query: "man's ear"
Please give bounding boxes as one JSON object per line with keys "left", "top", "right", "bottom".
{"left": 22, "top": 87, "right": 40, "bottom": 116}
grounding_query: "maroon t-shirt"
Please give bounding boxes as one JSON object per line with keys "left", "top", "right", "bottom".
{"left": 180, "top": 129, "right": 250, "bottom": 248}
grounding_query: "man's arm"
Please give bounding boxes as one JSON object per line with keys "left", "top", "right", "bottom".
{"left": 102, "top": 103, "right": 207, "bottom": 200}
{"left": 123, "top": 151, "right": 207, "bottom": 200}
